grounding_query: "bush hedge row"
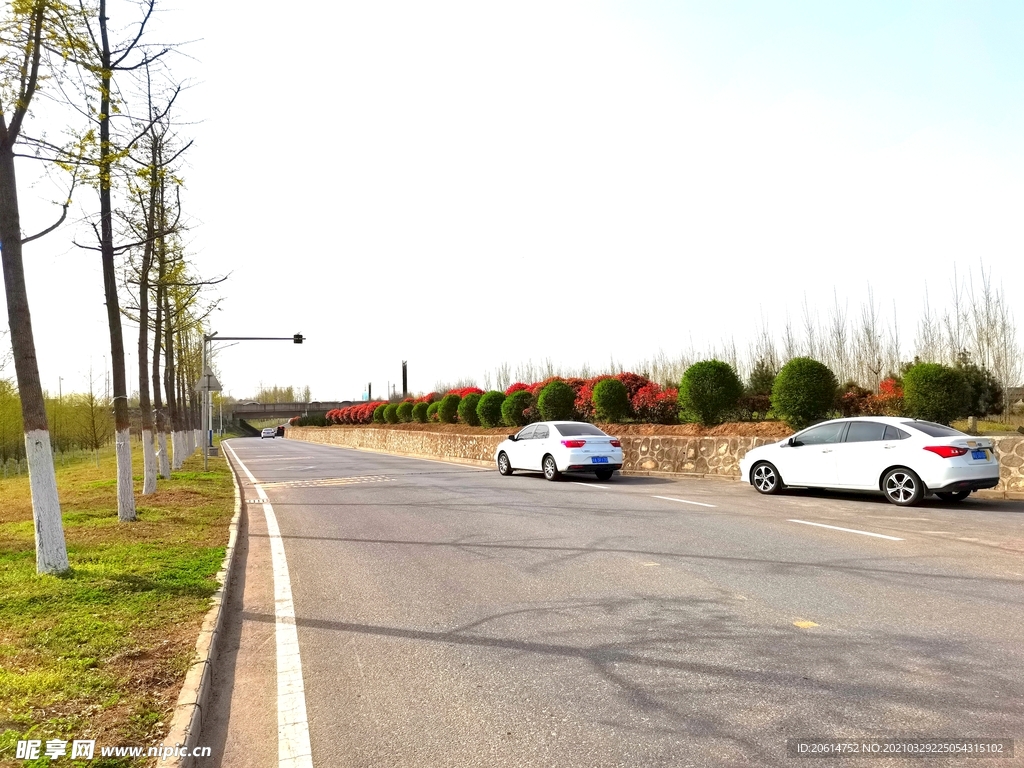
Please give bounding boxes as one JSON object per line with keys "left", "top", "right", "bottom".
{"left": 297, "top": 358, "right": 999, "bottom": 431}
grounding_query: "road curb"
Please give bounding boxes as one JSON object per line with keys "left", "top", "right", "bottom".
{"left": 164, "top": 445, "right": 244, "bottom": 767}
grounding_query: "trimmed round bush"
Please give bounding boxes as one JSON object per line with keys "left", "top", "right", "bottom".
{"left": 383, "top": 403, "right": 400, "bottom": 424}
{"left": 438, "top": 394, "right": 461, "bottom": 423}
{"left": 501, "top": 390, "right": 533, "bottom": 427}
{"left": 537, "top": 380, "right": 575, "bottom": 421}
{"left": 770, "top": 357, "right": 838, "bottom": 429}
{"left": 426, "top": 402, "right": 440, "bottom": 421}
{"left": 396, "top": 401, "right": 414, "bottom": 423}
{"left": 903, "top": 363, "right": 970, "bottom": 425}
{"left": 412, "top": 402, "right": 429, "bottom": 423}
{"left": 592, "top": 378, "right": 630, "bottom": 422}
{"left": 457, "top": 393, "right": 482, "bottom": 426}
{"left": 372, "top": 404, "right": 387, "bottom": 424}
{"left": 477, "top": 391, "right": 506, "bottom": 428}
{"left": 679, "top": 360, "right": 744, "bottom": 426}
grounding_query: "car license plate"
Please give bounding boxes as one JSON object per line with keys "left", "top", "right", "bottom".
{"left": 971, "top": 449, "right": 987, "bottom": 460}
{"left": 591, "top": 456, "right": 609, "bottom": 464}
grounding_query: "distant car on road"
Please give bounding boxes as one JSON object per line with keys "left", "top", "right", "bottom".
{"left": 739, "top": 416, "right": 999, "bottom": 506}
{"left": 495, "top": 421, "right": 623, "bottom": 481}
{"left": 261, "top": 427, "right": 277, "bottom": 439}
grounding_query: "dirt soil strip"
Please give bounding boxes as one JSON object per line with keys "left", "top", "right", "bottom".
{"left": 163, "top": 453, "right": 244, "bottom": 767}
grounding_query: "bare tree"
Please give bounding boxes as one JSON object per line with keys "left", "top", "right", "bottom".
{"left": 0, "top": 0, "right": 75, "bottom": 573}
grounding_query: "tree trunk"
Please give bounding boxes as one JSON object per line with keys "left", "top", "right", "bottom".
{"left": 165, "top": 294, "right": 182, "bottom": 469}
{"left": 137, "top": 145, "right": 158, "bottom": 494}
{"left": 98, "top": 0, "right": 136, "bottom": 521}
{"left": 0, "top": 133, "right": 69, "bottom": 573}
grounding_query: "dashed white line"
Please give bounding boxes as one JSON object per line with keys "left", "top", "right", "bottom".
{"left": 652, "top": 495, "right": 717, "bottom": 508}
{"left": 788, "top": 519, "right": 904, "bottom": 541}
{"left": 571, "top": 482, "right": 611, "bottom": 489}
{"left": 224, "top": 441, "right": 314, "bottom": 768}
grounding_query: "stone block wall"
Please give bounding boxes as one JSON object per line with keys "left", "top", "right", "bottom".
{"left": 285, "top": 428, "right": 1024, "bottom": 499}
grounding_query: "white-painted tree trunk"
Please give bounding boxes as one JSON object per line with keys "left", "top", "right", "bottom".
{"left": 157, "top": 430, "right": 171, "bottom": 479}
{"left": 172, "top": 430, "right": 183, "bottom": 470}
{"left": 141, "top": 428, "right": 156, "bottom": 495}
{"left": 116, "top": 428, "right": 137, "bottom": 522}
{"left": 26, "top": 429, "right": 69, "bottom": 574}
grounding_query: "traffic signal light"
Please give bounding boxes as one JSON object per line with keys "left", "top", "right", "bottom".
{"left": 293, "top": 334, "right": 304, "bottom": 344}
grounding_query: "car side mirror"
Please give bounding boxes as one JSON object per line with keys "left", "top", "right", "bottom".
{"left": 786, "top": 437, "right": 796, "bottom": 447}
{"left": 508, "top": 434, "right": 517, "bottom": 441}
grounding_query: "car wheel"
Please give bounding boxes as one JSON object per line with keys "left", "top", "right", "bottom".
{"left": 751, "top": 462, "right": 783, "bottom": 495}
{"left": 595, "top": 468, "right": 614, "bottom": 481}
{"left": 497, "top": 452, "right": 513, "bottom": 476}
{"left": 542, "top": 455, "right": 561, "bottom": 481}
{"left": 882, "top": 467, "right": 924, "bottom": 506}
{"left": 936, "top": 490, "right": 971, "bottom": 502}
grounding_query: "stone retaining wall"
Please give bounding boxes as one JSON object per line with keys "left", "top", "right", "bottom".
{"left": 285, "top": 427, "right": 1024, "bottom": 499}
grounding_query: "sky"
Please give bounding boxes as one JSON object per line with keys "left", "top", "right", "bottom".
{"left": 5, "top": 0, "right": 1024, "bottom": 400}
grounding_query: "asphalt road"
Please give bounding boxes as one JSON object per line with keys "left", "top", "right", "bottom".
{"left": 202, "top": 436, "right": 1024, "bottom": 768}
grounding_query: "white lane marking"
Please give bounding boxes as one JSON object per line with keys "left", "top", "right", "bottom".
{"left": 652, "top": 495, "right": 717, "bottom": 508}
{"left": 224, "top": 441, "right": 314, "bottom": 768}
{"left": 571, "top": 482, "right": 610, "bottom": 489}
{"left": 787, "top": 519, "right": 904, "bottom": 541}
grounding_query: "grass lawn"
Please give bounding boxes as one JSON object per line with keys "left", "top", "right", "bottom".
{"left": 0, "top": 441, "right": 235, "bottom": 767}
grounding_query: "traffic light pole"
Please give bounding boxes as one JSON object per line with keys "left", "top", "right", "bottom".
{"left": 201, "top": 333, "right": 304, "bottom": 470}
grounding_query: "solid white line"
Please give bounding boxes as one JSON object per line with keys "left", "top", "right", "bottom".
{"left": 571, "top": 482, "right": 610, "bottom": 489}
{"left": 787, "top": 519, "right": 904, "bottom": 541}
{"left": 224, "top": 442, "right": 314, "bottom": 768}
{"left": 652, "top": 495, "right": 717, "bottom": 508}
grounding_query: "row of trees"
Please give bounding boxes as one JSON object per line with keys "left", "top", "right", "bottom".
{"left": 472, "top": 269, "right": 1021, "bottom": 413}
{"left": 0, "top": 1, "right": 220, "bottom": 573}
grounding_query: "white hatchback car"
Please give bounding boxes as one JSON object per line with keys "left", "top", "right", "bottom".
{"left": 261, "top": 427, "right": 277, "bottom": 439}
{"left": 738, "top": 416, "right": 999, "bottom": 506}
{"left": 495, "top": 422, "right": 624, "bottom": 481}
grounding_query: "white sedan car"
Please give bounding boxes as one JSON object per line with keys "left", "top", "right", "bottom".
{"left": 261, "top": 427, "right": 277, "bottom": 439}
{"left": 495, "top": 421, "right": 624, "bottom": 481}
{"left": 738, "top": 416, "right": 999, "bottom": 506}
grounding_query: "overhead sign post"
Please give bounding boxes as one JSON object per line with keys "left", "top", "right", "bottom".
{"left": 201, "top": 332, "right": 307, "bottom": 470}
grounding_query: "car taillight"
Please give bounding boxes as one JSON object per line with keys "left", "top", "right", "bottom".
{"left": 610, "top": 439, "right": 621, "bottom": 447}
{"left": 924, "top": 445, "right": 968, "bottom": 458}
{"left": 561, "top": 440, "right": 586, "bottom": 448}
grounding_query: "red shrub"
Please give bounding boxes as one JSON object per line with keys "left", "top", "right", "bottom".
{"left": 631, "top": 383, "right": 679, "bottom": 424}
{"left": 575, "top": 376, "right": 614, "bottom": 420}
{"left": 879, "top": 378, "right": 903, "bottom": 397}
{"left": 616, "top": 372, "right": 651, "bottom": 400}
{"left": 505, "top": 382, "right": 530, "bottom": 395}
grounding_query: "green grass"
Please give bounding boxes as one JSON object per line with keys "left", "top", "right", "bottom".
{"left": 0, "top": 440, "right": 234, "bottom": 767}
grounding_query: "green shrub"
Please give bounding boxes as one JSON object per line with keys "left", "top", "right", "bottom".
{"left": 476, "top": 391, "right": 506, "bottom": 428}
{"left": 501, "top": 390, "right": 533, "bottom": 427}
{"left": 384, "top": 403, "right": 400, "bottom": 424}
{"left": 537, "top": 381, "right": 575, "bottom": 421}
{"left": 770, "top": 357, "right": 838, "bottom": 429}
{"left": 372, "top": 404, "right": 387, "bottom": 424}
{"left": 903, "top": 363, "right": 970, "bottom": 425}
{"left": 438, "top": 394, "right": 461, "bottom": 423}
{"left": 293, "top": 412, "right": 329, "bottom": 427}
{"left": 457, "top": 393, "right": 482, "bottom": 426}
{"left": 591, "top": 378, "right": 630, "bottom": 422}
{"left": 678, "top": 360, "right": 744, "bottom": 425}
{"left": 747, "top": 357, "right": 777, "bottom": 396}
{"left": 426, "top": 402, "right": 440, "bottom": 421}
{"left": 412, "top": 402, "right": 429, "bottom": 423}
{"left": 954, "top": 356, "right": 1004, "bottom": 417}
{"left": 396, "top": 401, "right": 414, "bottom": 423}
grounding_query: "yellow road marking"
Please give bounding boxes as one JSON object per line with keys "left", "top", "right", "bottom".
{"left": 793, "top": 620, "right": 819, "bottom": 629}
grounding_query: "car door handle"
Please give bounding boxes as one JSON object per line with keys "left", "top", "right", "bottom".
{"left": 822, "top": 449, "right": 832, "bottom": 453}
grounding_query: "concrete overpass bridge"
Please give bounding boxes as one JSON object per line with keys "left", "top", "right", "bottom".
{"left": 227, "top": 401, "right": 359, "bottom": 424}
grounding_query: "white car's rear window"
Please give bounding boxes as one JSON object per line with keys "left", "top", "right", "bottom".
{"left": 553, "top": 423, "right": 608, "bottom": 437}
{"left": 902, "top": 421, "right": 966, "bottom": 438}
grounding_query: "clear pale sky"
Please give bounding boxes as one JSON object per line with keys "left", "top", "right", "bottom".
{"left": 6, "top": 0, "right": 1024, "bottom": 400}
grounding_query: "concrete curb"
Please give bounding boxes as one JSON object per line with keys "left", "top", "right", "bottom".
{"left": 164, "top": 444, "right": 244, "bottom": 767}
